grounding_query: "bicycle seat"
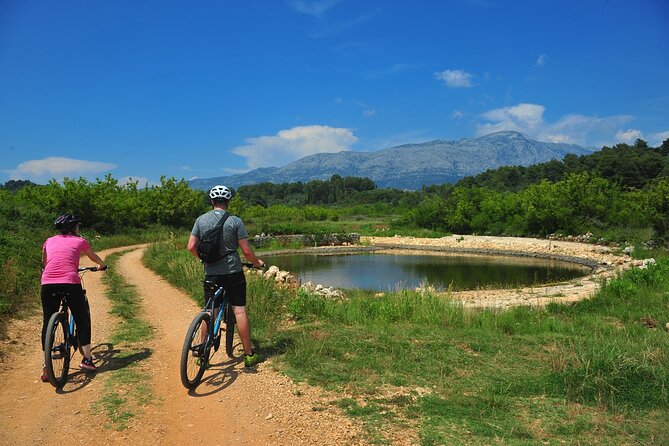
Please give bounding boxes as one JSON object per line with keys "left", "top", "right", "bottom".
{"left": 204, "top": 281, "right": 228, "bottom": 294}
{"left": 48, "top": 290, "right": 71, "bottom": 300}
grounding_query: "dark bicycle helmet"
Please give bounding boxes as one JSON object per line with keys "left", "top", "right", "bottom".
{"left": 54, "top": 213, "right": 79, "bottom": 230}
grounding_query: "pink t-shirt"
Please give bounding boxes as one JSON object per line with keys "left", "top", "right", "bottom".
{"left": 41, "top": 235, "right": 91, "bottom": 285}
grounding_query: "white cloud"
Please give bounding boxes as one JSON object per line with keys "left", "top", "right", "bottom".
{"left": 363, "top": 108, "right": 377, "bottom": 117}
{"left": 452, "top": 110, "right": 465, "bottom": 119}
{"left": 232, "top": 125, "right": 358, "bottom": 169}
{"left": 368, "top": 130, "right": 435, "bottom": 150}
{"left": 290, "top": 0, "right": 342, "bottom": 18}
{"left": 478, "top": 103, "right": 546, "bottom": 135}
{"left": 476, "top": 103, "right": 634, "bottom": 146}
{"left": 650, "top": 130, "right": 669, "bottom": 146}
{"left": 8, "top": 157, "right": 117, "bottom": 181}
{"left": 535, "top": 54, "right": 549, "bottom": 66}
{"left": 307, "top": 8, "right": 382, "bottom": 38}
{"left": 118, "top": 176, "right": 151, "bottom": 188}
{"left": 334, "top": 97, "right": 377, "bottom": 117}
{"left": 434, "top": 69, "right": 473, "bottom": 88}
{"left": 615, "top": 128, "right": 644, "bottom": 143}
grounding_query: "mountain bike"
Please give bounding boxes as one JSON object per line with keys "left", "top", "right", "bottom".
{"left": 43, "top": 266, "right": 103, "bottom": 388}
{"left": 180, "top": 262, "right": 261, "bottom": 389}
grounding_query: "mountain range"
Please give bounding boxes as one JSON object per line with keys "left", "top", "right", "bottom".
{"left": 188, "top": 131, "right": 593, "bottom": 191}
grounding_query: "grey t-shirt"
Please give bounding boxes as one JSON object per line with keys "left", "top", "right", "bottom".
{"left": 191, "top": 210, "right": 249, "bottom": 275}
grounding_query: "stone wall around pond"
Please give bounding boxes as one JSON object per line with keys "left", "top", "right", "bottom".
{"left": 251, "top": 233, "right": 360, "bottom": 248}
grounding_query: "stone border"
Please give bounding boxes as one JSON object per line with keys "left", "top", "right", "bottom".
{"left": 368, "top": 244, "right": 604, "bottom": 270}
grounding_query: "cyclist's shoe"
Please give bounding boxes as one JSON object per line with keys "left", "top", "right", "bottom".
{"left": 192, "top": 345, "right": 203, "bottom": 358}
{"left": 244, "top": 351, "right": 263, "bottom": 368}
{"left": 80, "top": 356, "right": 97, "bottom": 372}
{"left": 40, "top": 368, "right": 49, "bottom": 382}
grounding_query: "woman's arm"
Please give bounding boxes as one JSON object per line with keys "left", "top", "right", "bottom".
{"left": 84, "top": 246, "right": 107, "bottom": 270}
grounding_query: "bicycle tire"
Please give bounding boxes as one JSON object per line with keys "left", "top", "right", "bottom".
{"left": 44, "top": 312, "right": 70, "bottom": 388}
{"left": 180, "top": 311, "right": 211, "bottom": 389}
{"left": 224, "top": 304, "right": 236, "bottom": 358}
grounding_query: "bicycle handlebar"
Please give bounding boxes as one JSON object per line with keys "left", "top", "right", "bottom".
{"left": 242, "top": 262, "right": 266, "bottom": 270}
{"left": 78, "top": 266, "right": 108, "bottom": 272}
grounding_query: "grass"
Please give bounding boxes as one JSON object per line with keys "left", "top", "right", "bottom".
{"left": 93, "top": 250, "right": 155, "bottom": 430}
{"left": 143, "top": 239, "right": 669, "bottom": 445}
{"left": 82, "top": 226, "right": 175, "bottom": 251}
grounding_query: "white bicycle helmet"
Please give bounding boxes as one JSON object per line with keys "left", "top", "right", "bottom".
{"left": 209, "top": 185, "right": 232, "bottom": 200}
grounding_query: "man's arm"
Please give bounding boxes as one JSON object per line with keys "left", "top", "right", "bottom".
{"left": 238, "top": 238, "right": 264, "bottom": 268}
{"left": 187, "top": 235, "right": 200, "bottom": 260}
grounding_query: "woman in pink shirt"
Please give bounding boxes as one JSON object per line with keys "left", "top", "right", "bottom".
{"left": 40, "top": 214, "right": 107, "bottom": 381}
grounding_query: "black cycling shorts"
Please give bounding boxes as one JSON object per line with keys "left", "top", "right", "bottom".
{"left": 203, "top": 271, "right": 247, "bottom": 308}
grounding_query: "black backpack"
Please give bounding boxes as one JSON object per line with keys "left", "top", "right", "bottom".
{"left": 197, "top": 213, "right": 235, "bottom": 264}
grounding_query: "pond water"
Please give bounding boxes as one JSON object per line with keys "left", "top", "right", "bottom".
{"left": 265, "top": 252, "right": 591, "bottom": 291}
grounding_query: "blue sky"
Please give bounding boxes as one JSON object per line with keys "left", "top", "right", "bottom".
{"left": 1, "top": 0, "right": 668, "bottom": 186}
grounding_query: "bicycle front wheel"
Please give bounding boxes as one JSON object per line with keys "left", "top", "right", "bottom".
{"left": 180, "top": 311, "right": 211, "bottom": 389}
{"left": 224, "top": 305, "right": 236, "bottom": 358}
{"left": 44, "top": 312, "right": 71, "bottom": 388}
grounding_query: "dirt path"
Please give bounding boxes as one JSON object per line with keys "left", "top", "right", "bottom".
{"left": 0, "top": 246, "right": 365, "bottom": 446}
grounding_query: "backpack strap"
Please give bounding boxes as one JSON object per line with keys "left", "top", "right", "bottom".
{"left": 214, "top": 212, "right": 236, "bottom": 259}
{"left": 212, "top": 211, "right": 229, "bottom": 232}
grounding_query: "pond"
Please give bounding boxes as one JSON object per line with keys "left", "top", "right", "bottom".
{"left": 265, "top": 252, "right": 591, "bottom": 291}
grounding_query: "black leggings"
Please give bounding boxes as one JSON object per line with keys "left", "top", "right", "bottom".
{"left": 41, "top": 284, "right": 91, "bottom": 351}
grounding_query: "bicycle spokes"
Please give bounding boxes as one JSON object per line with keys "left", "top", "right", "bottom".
{"left": 44, "top": 313, "right": 71, "bottom": 388}
{"left": 50, "top": 342, "right": 66, "bottom": 360}
{"left": 180, "top": 311, "right": 212, "bottom": 389}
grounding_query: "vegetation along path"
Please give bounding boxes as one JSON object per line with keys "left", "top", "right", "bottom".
{"left": 0, "top": 246, "right": 366, "bottom": 446}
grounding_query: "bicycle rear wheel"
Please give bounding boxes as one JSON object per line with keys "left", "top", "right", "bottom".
{"left": 224, "top": 304, "right": 236, "bottom": 358}
{"left": 180, "top": 311, "right": 211, "bottom": 389}
{"left": 44, "top": 312, "right": 71, "bottom": 388}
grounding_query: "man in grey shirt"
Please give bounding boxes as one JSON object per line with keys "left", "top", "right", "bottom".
{"left": 187, "top": 185, "right": 265, "bottom": 368}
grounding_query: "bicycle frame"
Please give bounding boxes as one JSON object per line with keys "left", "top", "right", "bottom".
{"left": 60, "top": 298, "right": 76, "bottom": 349}
{"left": 203, "top": 282, "right": 230, "bottom": 351}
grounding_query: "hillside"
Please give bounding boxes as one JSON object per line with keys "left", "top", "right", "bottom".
{"left": 456, "top": 139, "right": 669, "bottom": 191}
{"left": 189, "top": 131, "right": 592, "bottom": 191}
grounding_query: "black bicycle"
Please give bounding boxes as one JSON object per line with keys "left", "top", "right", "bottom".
{"left": 180, "top": 262, "right": 260, "bottom": 389}
{"left": 43, "top": 266, "right": 102, "bottom": 388}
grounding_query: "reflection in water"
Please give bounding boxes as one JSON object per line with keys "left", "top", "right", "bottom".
{"left": 265, "top": 253, "right": 590, "bottom": 291}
